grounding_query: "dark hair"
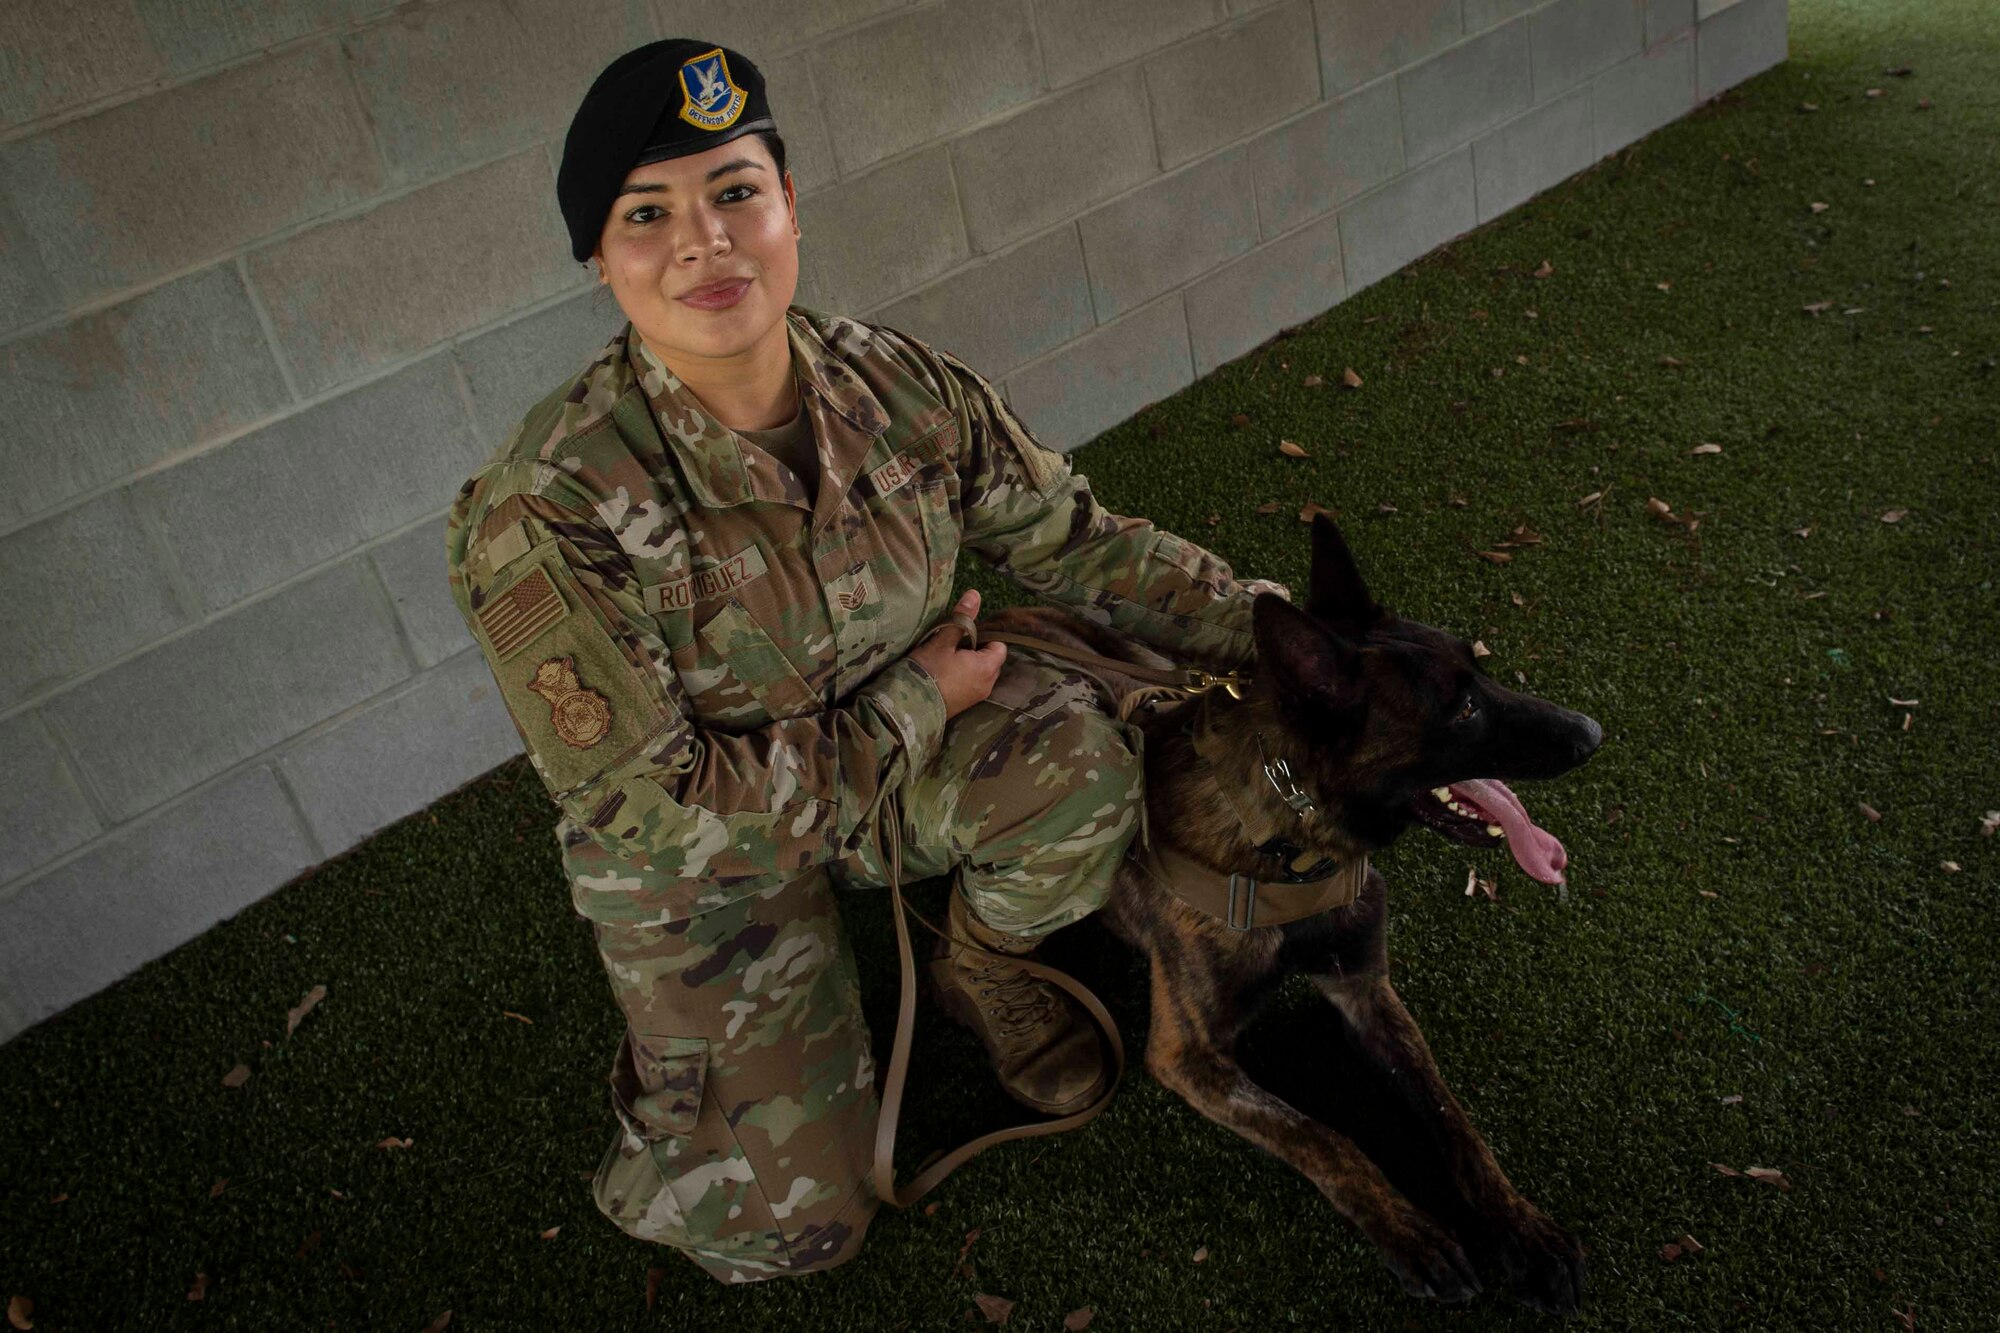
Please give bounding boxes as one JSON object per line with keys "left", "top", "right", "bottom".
{"left": 752, "top": 128, "right": 789, "bottom": 189}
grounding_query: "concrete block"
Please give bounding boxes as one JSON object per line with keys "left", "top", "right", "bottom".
{"left": 0, "top": 0, "right": 165, "bottom": 131}
{"left": 0, "top": 43, "right": 382, "bottom": 308}
{"left": 0, "top": 489, "right": 186, "bottom": 709}
{"left": 1337, "top": 143, "right": 1476, "bottom": 296}
{"left": 343, "top": 0, "right": 655, "bottom": 187}
{"left": 245, "top": 150, "right": 577, "bottom": 397}
{"left": 1313, "top": 0, "right": 1463, "bottom": 98}
{"left": 1464, "top": 0, "right": 1540, "bottom": 33}
{"left": 280, "top": 648, "right": 522, "bottom": 855}
{"left": 456, "top": 288, "right": 628, "bottom": 450}
{"left": 370, "top": 515, "right": 478, "bottom": 670}
{"left": 45, "top": 556, "right": 413, "bottom": 822}
{"left": 1247, "top": 77, "right": 1404, "bottom": 239}
{"left": 134, "top": 0, "right": 402, "bottom": 79}
{"left": 762, "top": 51, "right": 837, "bottom": 198}
{"left": 870, "top": 225, "right": 1095, "bottom": 380}
{"left": 670, "top": 0, "right": 912, "bottom": 63}
{"left": 0, "top": 264, "right": 292, "bottom": 530}
{"left": 136, "top": 354, "right": 485, "bottom": 615}
{"left": 1035, "top": 0, "right": 1222, "bottom": 90}
{"left": 1697, "top": 0, "right": 1787, "bottom": 102}
{"left": 812, "top": 0, "right": 1041, "bottom": 176}
{"left": 950, "top": 66, "right": 1157, "bottom": 254}
{"left": 1399, "top": 18, "right": 1533, "bottom": 167}
{"left": 1078, "top": 147, "right": 1259, "bottom": 323}
{"left": 0, "top": 188, "right": 61, "bottom": 339}
{"left": 1646, "top": 0, "right": 1697, "bottom": 44}
{"left": 0, "top": 763, "right": 318, "bottom": 1033}
{"left": 1594, "top": 30, "right": 1695, "bottom": 157}
{"left": 1695, "top": 0, "right": 1743, "bottom": 17}
{"left": 1146, "top": 2, "right": 1321, "bottom": 170}
{"left": 1005, "top": 294, "right": 1192, "bottom": 454}
{"left": 1530, "top": 0, "right": 1643, "bottom": 104}
{"left": 0, "top": 711, "right": 101, "bottom": 887}
{"left": 793, "top": 147, "right": 967, "bottom": 316}
{"left": 1184, "top": 211, "right": 1346, "bottom": 377}
{"left": 1472, "top": 85, "right": 1595, "bottom": 224}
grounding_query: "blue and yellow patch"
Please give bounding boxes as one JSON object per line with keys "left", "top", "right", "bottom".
{"left": 677, "top": 48, "right": 748, "bottom": 131}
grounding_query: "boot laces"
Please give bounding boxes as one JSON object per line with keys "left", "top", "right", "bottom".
{"left": 970, "top": 954, "right": 1060, "bottom": 1038}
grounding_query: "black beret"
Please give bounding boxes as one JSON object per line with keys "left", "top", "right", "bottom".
{"left": 557, "top": 39, "right": 777, "bottom": 263}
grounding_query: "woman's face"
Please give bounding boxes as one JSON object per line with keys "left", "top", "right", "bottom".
{"left": 591, "top": 134, "right": 799, "bottom": 369}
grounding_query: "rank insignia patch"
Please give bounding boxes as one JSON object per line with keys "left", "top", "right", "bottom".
{"left": 528, "top": 655, "right": 613, "bottom": 749}
{"left": 478, "top": 565, "right": 567, "bottom": 659}
{"left": 678, "top": 48, "right": 747, "bottom": 131}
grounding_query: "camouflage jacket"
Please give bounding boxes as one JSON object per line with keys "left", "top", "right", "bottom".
{"left": 443, "top": 305, "right": 1284, "bottom": 927}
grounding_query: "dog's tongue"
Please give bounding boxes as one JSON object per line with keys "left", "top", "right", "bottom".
{"left": 1452, "top": 779, "right": 1568, "bottom": 884}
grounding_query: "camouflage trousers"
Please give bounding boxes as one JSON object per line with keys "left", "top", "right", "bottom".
{"left": 589, "top": 647, "right": 1147, "bottom": 1283}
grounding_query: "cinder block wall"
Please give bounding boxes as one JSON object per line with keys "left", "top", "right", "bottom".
{"left": 0, "top": 0, "right": 1787, "bottom": 1041}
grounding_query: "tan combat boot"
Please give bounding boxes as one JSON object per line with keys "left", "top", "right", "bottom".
{"left": 928, "top": 892, "right": 1109, "bottom": 1117}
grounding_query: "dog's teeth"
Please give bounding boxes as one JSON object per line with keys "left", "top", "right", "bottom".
{"left": 1486, "top": 823, "right": 1504, "bottom": 838}
{"left": 1432, "top": 787, "right": 1452, "bottom": 801}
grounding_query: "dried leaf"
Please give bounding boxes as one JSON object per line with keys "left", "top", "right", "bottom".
{"left": 1888, "top": 696, "right": 1920, "bottom": 707}
{"left": 1206, "top": 512, "right": 1222, "bottom": 526}
{"left": 1801, "top": 101, "right": 1820, "bottom": 111}
{"left": 1918, "top": 96, "right": 1933, "bottom": 109}
{"left": 1646, "top": 496, "right": 1674, "bottom": 517}
{"left": 210, "top": 1179, "right": 226, "bottom": 1199}
{"left": 1880, "top": 508, "right": 1908, "bottom": 523}
{"left": 1278, "top": 439, "right": 1309, "bottom": 459}
{"left": 1810, "top": 201, "right": 1831, "bottom": 214}
{"left": 422, "top": 1314, "right": 453, "bottom": 1333}
{"left": 1710, "top": 1162, "right": 1744, "bottom": 1177}
{"left": 221, "top": 1064, "right": 251, "bottom": 1089}
{"left": 973, "top": 1293, "right": 1015, "bottom": 1324}
{"left": 187, "top": 1273, "right": 209, "bottom": 1303}
{"left": 1659, "top": 355, "right": 1687, "bottom": 367}
{"left": 1679, "top": 1233, "right": 1705, "bottom": 1254}
{"left": 1475, "top": 550, "right": 1513, "bottom": 564}
{"left": 1533, "top": 258, "right": 1555, "bottom": 279}
{"left": 1509, "top": 591, "right": 1525, "bottom": 607}
{"left": 1902, "top": 1105, "right": 1922, "bottom": 1118}
{"left": 1063, "top": 1310, "right": 1095, "bottom": 1332}
{"left": 1661, "top": 1242, "right": 1684, "bottom": 1262}
{"left": 1303, "top": 374, "right": 1324, "bottom": 387}
{"left": 1577, "top": 490, "right": 1603, "bottom": 507}
{"left": 1941, "top": 861, "right": 1961, "bottom": 873}
{"left": 1341, "top": 367, "right": 1363, "bottom": 388}
{"left": 1255, "top": 501, "right": 1284, "bottom": 515}
{"left": 1982, "top": 811, "right": 2000, "bottom": 837}
{"left": 8, "top": 1296, "right": 32, "bottom": 1331}
{"left": 1691, "top": 443, "right": 1723, "bottom": 455}
{"left": 1721, "top": 1095, "right": 1744, "bottom": 1105}
{"left": 1803, "top": 300, "right": 1833, "bottom": 315}
{"left": 1793, "top": 526, "right": 1811, "bottom": 537}
{"left": 501, "top": 1011, "right": 534, "bottom": 1025}
{"left": 377, "top": 1136, "right": 414, "bottom": 1151}
{"left": 286, "top": 984, "right": 328, "bottom": 1035}
{"left": 1193, "top": 1246, "right": 1209, "bottom": 1263}
{"left": 1298, "top": 502, "right": 1337, "bottom": 524}
{"left": 1864, "top": 87, "right": 1884, "bottom": 98}
{"left": 1858, "top": 802, "right": 1882, "bottom": 823}
{"left": 1230, "top": 413, "right": 1251, "bottom": 429}
{"left": 1446, "top": 492, "right": 1469, "bottom": 508}
{"left": 1744, "top": 1166, "right": 1792, "bottom": 1191}
{"left": 645, "top": 1266, "right": 664, "bottom": 1311}
{"left": 1375, "top": 502, "right": 1397, "bottom": 515}
{"left": 48, "top": 1194, "right": 67, "bottom": 1205}
{"left": 1471, "top": 640, "right": 1491, "bottom": 658}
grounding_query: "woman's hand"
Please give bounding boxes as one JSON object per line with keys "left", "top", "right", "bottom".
{"left": 909, "top": 589, "right": 1007, "bottom": 720}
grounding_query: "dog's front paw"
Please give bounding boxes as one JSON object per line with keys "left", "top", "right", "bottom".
{"left": 1489, "top": 1201, "right": 1584, "bottom": 1315}
{"left": 1369, "top": 1204, "right": 1484, "bottom": 1304}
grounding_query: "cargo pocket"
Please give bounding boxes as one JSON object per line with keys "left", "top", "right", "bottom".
{"left": 592, "top": 1030, "right": 788, "bottom": 1269}
{"left": 692, "top": 597, "right": 821, "bottom": 722}
{"left": 913, "top": 475, "right": 959, "bottom": 627}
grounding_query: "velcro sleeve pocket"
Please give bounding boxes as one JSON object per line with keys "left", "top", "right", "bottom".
{"left": 470, "top": 537, "right": 675, "bottom": 801}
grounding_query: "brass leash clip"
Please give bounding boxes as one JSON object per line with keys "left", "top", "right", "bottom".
{"left": 1184, "top": 667, "right": 1247, "bottom": 699}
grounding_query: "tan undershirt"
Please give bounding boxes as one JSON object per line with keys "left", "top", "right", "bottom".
{"left": 735, "top": 383, "right": 819, "bottom": 507}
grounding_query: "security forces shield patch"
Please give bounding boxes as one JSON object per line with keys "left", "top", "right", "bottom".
{"left": 678, "top": 48, "right": 747, "bottom": 131}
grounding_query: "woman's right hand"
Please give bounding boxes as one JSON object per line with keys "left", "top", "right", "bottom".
{"left": 909, "top": 589, "right": 1007, "bottom": 719}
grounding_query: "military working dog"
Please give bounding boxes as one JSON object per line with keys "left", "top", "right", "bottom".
{"left": 974, "top": 512, "right": 1601, "bottom": 1313}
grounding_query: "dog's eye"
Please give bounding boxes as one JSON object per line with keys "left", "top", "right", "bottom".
{"left": 1453, "top": 695, "right": 1477, "bottom": 723}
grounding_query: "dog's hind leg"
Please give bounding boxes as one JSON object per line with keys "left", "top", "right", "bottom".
{"left": 1309, "top": 968, "right": 1585, "bottom": 1315}
{"left": 1141, "top": 933, "right": 1483, "bottom": 1303}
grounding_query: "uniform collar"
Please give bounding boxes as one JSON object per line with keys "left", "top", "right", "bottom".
{"left": 614, "top": 308, "right": 890, "bottom": 512}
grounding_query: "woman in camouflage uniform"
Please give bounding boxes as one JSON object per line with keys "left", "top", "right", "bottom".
{"left": 444, "top": 38, "right": 1281, "bottom": 1282}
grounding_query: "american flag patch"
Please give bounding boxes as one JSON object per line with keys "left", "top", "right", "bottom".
{"left": 478, "top": 565, "right": 567, "bottom": 659}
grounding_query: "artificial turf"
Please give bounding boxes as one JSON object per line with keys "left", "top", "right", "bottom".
{"left": 4, "top": 0, "right": 1996, "bottom": 1327}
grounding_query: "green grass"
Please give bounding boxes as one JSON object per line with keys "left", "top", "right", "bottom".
{"left": 5, "top": 0, "right": 1997, "bottom": 1327}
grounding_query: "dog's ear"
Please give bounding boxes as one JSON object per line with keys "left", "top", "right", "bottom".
{"left": 1304, "top": 511, "right": 1383, "bottom": 634}
{"left": 1254, "top": 592, "right": 1361, "bottom": 710}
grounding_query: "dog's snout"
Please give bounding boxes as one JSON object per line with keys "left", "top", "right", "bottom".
{"left": 1573, "top": 715, "right": 1602, "bottom": 761}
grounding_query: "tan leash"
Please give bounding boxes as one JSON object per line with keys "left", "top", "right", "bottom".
{"left": 870, "top": 611, "right": 1240, "bottom": 1209}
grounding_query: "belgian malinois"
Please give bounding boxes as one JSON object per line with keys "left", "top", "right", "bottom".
{"left": 976, "top": 512, "right": 1601, "bottom": 1313}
